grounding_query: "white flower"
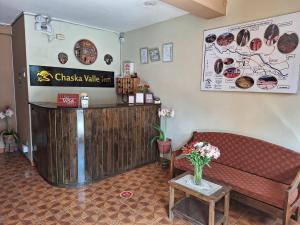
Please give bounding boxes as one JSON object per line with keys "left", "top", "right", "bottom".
{"left": 0, "top": 112, "right": 5, "bottom": 119}
{"left": 194, "top": 142, "right": 204, "bottom": 148}
{"left": 167, "top": 109, "right": 175, "bottom": 118}
{"left": 5, "top": 109, "right": 14, "bottom": 118}
{"left": 159, "top": 108, "right": 175, "bottom": 118}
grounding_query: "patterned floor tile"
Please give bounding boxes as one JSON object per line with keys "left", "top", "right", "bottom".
{"left": 0, "top": 152, "right": 299, "bottom": 225}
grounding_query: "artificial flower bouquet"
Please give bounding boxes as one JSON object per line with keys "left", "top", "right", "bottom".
{"left": 182, "top": 141, "right": 220, "bottom": 185}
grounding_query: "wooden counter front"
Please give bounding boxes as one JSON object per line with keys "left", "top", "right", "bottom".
{"left": 30, "top": 103, "right": 160, "bottom": 187}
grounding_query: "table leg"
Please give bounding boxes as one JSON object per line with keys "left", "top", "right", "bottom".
{"left": 209, "top": 201, "right": 215, "bottom": 225}
{"left": 224, "top": 193, "right": 230, "bottom": 225}
{"left": 169, "top": 186, "right": 175, "bottom": 220}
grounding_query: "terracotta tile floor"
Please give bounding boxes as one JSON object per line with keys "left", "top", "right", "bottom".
{"left": 0, "top": 152, "right": 299, "bottom": 225}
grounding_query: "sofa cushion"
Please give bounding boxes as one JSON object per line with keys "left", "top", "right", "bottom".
{"left": 190, "top": 132, "right": 300, "bottom": 185}
{"left": 174, "top": 158, "right": 298, "bottom": 209}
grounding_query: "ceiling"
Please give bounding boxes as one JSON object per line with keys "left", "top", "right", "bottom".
{"left": 0, "top": 0, "right": 188, "bottom": 32}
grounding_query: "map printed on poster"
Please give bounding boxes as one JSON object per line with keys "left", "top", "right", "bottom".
{"left": 201, "top": 12, "right": 300, "bottom": 93}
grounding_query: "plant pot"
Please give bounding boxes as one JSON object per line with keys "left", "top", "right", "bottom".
{"left": 2, "top": 134, "right": 15, "bottom": 145}
{"left": 157, "top": 139, "right": 172, "bottom": 154}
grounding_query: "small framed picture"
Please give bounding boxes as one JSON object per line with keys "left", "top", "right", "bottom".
{"left": 149, "top": 48, "right": 160, "bottom": 62}
{"left": 135, "top": 93, "right": 144, "bottom": 104}
{"left": 162, "top": 42, "right": 173, "bottom": 62}
{"left": 140, "top": 47, "right": 148, "bottom": 64}
{"left": 145, "top": 93, "right": 154, "bottom": 103}
{"left": 128, "top": 95, "right": 135, "bottom": 104}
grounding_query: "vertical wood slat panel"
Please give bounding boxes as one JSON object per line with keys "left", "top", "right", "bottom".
{"left": 33, "top": 104, "right": 160, "bottom": 187}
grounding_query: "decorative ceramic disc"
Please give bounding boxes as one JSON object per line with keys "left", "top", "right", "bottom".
{"left": 58, "top": 52, "right": 68, "bottom": 64}
{"left": 74, "top": 39, "right": 97, "bottom": 65}
{"left": 104, "top": 54, "right": 113, "bottom": 65}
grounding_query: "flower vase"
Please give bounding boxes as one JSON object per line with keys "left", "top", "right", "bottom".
{"left": 194, "top": 165, "right": 203, "bottom": 185}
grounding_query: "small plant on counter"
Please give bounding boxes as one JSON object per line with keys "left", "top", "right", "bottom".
{"left": 138, "top": 83, "right": 151, "bottom": 93}
{"left": 0, "top": 107, "right": 19, "bottom": 144}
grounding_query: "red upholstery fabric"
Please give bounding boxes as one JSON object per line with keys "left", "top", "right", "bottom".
{"left": 174, "top": 158, "right": 298, "bottom": 209}
{"left": 190, "top": 132, "right": 300, "bottom": 185}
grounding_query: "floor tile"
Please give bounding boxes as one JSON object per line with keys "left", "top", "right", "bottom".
{"left": 0, "top": 152, "right": 299, "bottom": 225}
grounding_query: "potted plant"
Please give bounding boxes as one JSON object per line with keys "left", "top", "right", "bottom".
{"left": 150, "top": 108, "right": 175, "bottom": 154}
{"left": 0, "top": 107, "right": 19, "bottom": 150}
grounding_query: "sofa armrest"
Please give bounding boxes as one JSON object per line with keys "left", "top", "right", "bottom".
{"left": 289, "top": 169, "right": 300, "bottom": 192}
{"left": 285, "top": 169, "right": 300, "bottom": 210}
{"left": 170, "top": 149, "right": 183, "bottom": 178}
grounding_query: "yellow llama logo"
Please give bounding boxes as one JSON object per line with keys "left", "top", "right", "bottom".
{"left": 37, "top": 70, "right": 53, "bottom": 82}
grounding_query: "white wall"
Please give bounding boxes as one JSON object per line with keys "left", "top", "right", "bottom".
{"left": 24, "top": 15, "right": 120, "bottom": 104}
{"left": 0, "top": 26, "right": 16, "bottom": 150}
{"left": 124, "top": 0, "right": 300, "bottom": 152}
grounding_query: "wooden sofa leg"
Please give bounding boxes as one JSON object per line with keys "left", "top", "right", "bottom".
{"left": 283, "top": 212, "right": 291, "bottom": 225}
{"left": 170, "top": 162, "right": 174, "bottom": 178}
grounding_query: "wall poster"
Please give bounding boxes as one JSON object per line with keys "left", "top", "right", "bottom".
{"left": 201, "top": 12, "right": 300, "bottom": 93}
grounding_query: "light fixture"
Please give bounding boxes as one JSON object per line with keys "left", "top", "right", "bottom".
{"left": 35, "top": 14, "right": 52, "bottom": 34}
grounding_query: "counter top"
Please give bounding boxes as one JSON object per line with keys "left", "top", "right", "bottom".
{"left": 30, "top": 102, "right": 160, "bottom": 109}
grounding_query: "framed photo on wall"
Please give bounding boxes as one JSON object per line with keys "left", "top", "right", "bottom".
{"left": 140, "top": 47, "right": 148, "bottom": 64}
{"left": 162, "top": 42, "right": 173, "bottom": 62}
{"left": 149, "top": 48, "right": 160, "bottom": 62}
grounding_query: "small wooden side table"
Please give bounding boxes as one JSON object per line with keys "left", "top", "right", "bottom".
{"left": 169, "top": 171, "right": 231, "bottom": 225}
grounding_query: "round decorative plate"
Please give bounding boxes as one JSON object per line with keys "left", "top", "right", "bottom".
{"left": 104, "top": 54, "right": 113, "bottom": 65}
{"left": 74, "top": 39, "right": 97, "bottom": 65}
{"left": 58, "top": 52, "right": 68, "bottom": 64}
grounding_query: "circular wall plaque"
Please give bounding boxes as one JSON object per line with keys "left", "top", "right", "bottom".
{"left": 104, "top": 54, "right": 113, "bottom": 65}
{"left": 74, "top": 39, "right": 97, "bottom": 65}
{"left": 58, "top": 52, "right": 68, "bottom": 64}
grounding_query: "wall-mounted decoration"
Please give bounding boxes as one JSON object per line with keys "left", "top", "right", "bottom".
{"left": 201, "top": 12, "right": 300, "bottom": 93}
{"left": 140, "top": 47, "right": 148, "bottom": 64}
{"left": 74, "top": 39, "right": 97, "bottom": 65}
{"left": 30, "top": 65, "right": 114, "bottom": 88}
{"left": 58, "top": 52, "right": 68, "bottom": 64}
{"left": 104, "top": 54, "right": 113, "bottom": 65}
{"left": 149, "top": 48, "right": 160, "bottom": 62}
{"left": 162, "top": 42, "right": 173, "bottom": 62}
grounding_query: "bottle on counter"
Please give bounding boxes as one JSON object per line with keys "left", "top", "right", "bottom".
{"left": 80, "top": 92, "right": 89, "bottom": 108}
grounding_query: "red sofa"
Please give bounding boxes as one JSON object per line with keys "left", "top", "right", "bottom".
{"left": 170, "top": 132, "right": 300, "bottom": 225}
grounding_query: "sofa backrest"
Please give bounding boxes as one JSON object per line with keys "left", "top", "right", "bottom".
{"left": 191, "top": 131, "right": 300, "bottom": 185}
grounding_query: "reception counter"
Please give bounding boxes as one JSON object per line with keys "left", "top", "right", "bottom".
{"left": 30, "top": 102, "right": 160, "bottom": 187}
